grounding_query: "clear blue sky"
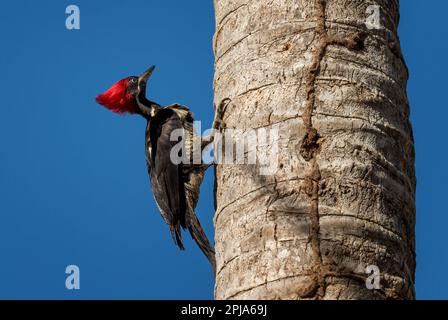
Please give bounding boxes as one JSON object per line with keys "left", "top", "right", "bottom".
{"left": 0, "top": 0, "right": 446, "bottom": 299}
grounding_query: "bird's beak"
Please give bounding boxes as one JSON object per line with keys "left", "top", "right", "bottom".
{"left": 138, "top": 65, "right": 155, "bottom": 86}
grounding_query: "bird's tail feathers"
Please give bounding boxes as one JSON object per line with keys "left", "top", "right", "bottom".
{"left": 171, "top": 224, "right": 185, "bottom": 250}
{"left": 188, "top": 211, "right": 216, "bottom": 273}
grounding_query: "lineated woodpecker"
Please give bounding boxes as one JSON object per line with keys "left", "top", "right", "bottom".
{"left": 96, "top": 66, "right": 228, "bottom": 271}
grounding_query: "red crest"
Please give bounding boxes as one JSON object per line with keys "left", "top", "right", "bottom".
{"left": 96, "top": 78, "right": 137, "bottom": 114}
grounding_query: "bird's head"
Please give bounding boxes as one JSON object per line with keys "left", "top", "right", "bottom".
{"left": 96, "top": 65, "right": 156, "bottom": 115}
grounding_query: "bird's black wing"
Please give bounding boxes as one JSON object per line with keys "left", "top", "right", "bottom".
{"left": 146, "top": 108, "right": 186, "bottom": 249}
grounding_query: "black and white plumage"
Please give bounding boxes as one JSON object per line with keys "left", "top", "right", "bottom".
{"left": 145, "top": 104, "right": 214, "bottom": 268}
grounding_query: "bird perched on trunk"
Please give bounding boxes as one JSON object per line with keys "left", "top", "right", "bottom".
{"left": 96, "top": 66, "right": 228, "bottom": 272}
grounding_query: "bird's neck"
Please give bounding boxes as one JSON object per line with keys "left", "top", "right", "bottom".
{"left": 136, "top": 96, "right": 160, "bottom": 119}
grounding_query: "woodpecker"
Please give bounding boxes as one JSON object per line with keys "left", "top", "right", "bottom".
{"left": 96, "top": 66, "right": 228, "bottom": 271}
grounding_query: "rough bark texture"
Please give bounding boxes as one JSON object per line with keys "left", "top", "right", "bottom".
{"left": 213, "top": 0, "right": 415, "bottom": 300}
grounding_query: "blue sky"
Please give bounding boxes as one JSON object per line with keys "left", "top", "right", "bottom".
{"left": 0, "top": 1, "right": 446, "bottom": 299}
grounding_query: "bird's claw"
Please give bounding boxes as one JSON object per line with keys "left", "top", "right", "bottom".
{"left": 213, "top": 98, "right": 231, "bottom": 131}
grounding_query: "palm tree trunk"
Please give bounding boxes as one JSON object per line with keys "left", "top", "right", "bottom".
{"left": 213, "top": 0, "right": 415, "bottom": 300}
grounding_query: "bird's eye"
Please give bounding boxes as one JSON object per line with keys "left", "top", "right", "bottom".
{"left": 130, "top": 78, "right": 137, "bottom": 83}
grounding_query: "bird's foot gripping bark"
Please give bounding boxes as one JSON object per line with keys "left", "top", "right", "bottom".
{"left": 201, "top": 98, "right": 231, "bottom": 149}
{"left": 213, "top": 98, "right": 231, "bottom": 131}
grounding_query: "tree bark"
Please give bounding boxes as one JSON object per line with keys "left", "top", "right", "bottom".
{"left": 212, "top": 0, "right": 415, "bottom": 300}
